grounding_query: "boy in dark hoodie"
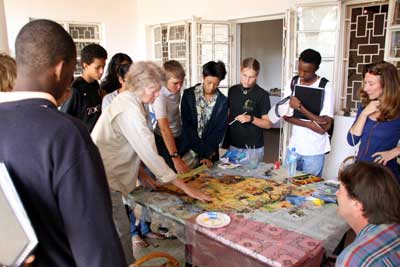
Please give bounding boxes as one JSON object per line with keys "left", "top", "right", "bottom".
{"left": 61, "top": 43, "right": 107, "bottom": 132}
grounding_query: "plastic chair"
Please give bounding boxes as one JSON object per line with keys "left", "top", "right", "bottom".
{"left": 129, "top": 252, "right": 180, "bottom": 267}
{"left": 338, "top": 155, "right": 356, "bottom": 175}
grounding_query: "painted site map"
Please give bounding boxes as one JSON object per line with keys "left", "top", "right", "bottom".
{"left": 158, "top": 173, "right": 314, "bottom": 213}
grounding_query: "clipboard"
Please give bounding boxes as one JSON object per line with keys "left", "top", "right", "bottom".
{"left": 0, "top": 163, "right": 38, "bottom": 267}
{"left": 293, "top": 84, "right": 324, "bottom": 120}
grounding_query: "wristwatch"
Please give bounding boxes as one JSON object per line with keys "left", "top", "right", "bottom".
{"left": 249, "top": 115, "right": 254, "bottom": 123}
{"left": 170, "top": 152, "right": 179, "bottom": 158}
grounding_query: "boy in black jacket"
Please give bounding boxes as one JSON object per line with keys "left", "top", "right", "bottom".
{"left": 61, "top": 43, "right": 107, "bottom": 132}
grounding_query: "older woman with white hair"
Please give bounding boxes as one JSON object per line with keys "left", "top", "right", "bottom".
{"left": 92, "top": 61, "right": 210, "bottom": 264}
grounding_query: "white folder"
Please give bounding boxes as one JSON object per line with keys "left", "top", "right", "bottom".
{"left": 0, "top": 162, "right": 38, "bottom": 267}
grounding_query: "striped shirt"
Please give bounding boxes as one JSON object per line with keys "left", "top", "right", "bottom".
{"left": 336, "top": 224, "right": 400, "bottom": 267}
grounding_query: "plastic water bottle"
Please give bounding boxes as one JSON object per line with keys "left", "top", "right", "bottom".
{"left": 287, "top": 148, "right": 298, "bottom": 177}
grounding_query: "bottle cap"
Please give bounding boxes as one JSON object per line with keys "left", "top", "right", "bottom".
{"left": 274, "top": 161, "right": 280, "bottom": 169}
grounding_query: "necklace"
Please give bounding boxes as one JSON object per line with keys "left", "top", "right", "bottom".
{"left": 241, "top": 85, "right": 250, "bottom": 95}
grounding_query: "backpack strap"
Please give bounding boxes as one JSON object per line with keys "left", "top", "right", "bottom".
{"left": 318, "top": 77, "right": 329, "bottom": 89}
{"left": 292, "top": 76, "right": 328, "bottom": 90}
{"left": 317, "top": 77, "right": 333, "bottom": 143}
{"left": 290, "top": 75, "right": 299, "bottom": 93}
{"left": 275, "top": 96, "right": 291, "bottom": 118}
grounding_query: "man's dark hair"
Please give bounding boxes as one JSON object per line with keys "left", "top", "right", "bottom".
{"left": 15, "top": 19, "right": 76, "bottom": 74}
{"left": 202, "top": 61, "right": 227, "bottom": 81}
{"left": 163, "top": 60, "right": 185, "bottom": 80}
{"left": 299, "top": 49, "right": 321, "bottom": 69}
{"left": 81, "top": 43, "right": 107, "bottom": 66}
{"left": 339, "top": 161, "right": 400, "bottom": 224}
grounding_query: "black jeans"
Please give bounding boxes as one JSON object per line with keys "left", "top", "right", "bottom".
{"left": 154, "top": 133, "right": 181, "bottom": 172}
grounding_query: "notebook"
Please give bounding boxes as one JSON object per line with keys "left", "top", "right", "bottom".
{"left": 293, "top": 84, "right": 325, "bottom": 120}
{"left": 0, "top": 163, "right": 38, "bottom": 267}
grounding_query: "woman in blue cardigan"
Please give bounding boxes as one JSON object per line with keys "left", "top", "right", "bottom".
{"left": 347, "top": 61, "right": 400, "bottom": 180}
{"left": 179, "top": 61, "right": 228, "bottom": 167}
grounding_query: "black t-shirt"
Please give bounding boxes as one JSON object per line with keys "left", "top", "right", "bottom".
{"left": 61, "top": 76, "right": 102, "bottom": 132}
{"left": 227, "top": 84, "right": 271, "bottom": 148}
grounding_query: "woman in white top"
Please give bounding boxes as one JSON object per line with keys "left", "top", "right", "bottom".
{"left": 92, "top": 61, "right": 210, "bottom": 264}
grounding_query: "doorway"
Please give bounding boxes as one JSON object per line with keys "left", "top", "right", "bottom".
{"left": 237, "top": 19, "right": 284, "bottom": 163}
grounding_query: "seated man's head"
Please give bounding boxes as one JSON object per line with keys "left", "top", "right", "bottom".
{"left": 298, "top": 49, "right": 321, "bottom": 83}
{"left": 240, "top": 57, "right": 260, "bottom": 89}
{"left": 125, "top": 61, "right": 165, "bottom": 104}
{"left": 0, "top": 53, "right": 17, "bottom": 92}
{"left": 202, "top": 61, "right": 226, "bottom": 96}
{"left": 81, "top": 43, "right": 107, "bottom": 82}
{"left": 15, "top": 19, "right": 76, "bottom": 101}
{"left": 163, "top": 60, "right": 185, "bottom": 94}
{"left": 337, "top": 162, "right": 400, "bottom": 230}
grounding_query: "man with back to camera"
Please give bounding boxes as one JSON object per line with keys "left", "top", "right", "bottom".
{"left": 0, "top": 19, "right": 126, "bottom": 267}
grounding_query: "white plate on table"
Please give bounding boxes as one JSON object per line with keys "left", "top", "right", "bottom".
{"left": 196, "top": 212, "right": 231, "bottom": 228}
{"left": 218, "top": 162, "right": 240, "bottom": 169}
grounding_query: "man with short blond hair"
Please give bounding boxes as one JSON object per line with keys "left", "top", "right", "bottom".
{"left": 152, "top": 60, "right": 190, "bottom": 173}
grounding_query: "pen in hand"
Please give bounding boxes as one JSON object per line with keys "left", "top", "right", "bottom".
{"left": 229, "top": 112, "right": 247, "bottom": 125}
{"left": 311, "top": 120, "right": 322, "bottom": 128}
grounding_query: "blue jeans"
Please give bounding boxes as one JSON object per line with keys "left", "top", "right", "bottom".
{"left": 129, "top": 208, "right": 150, "bottom": 237}
{"left": 296, "top": 153, "right": 325, "bottom": 177}
{"left": 128, "top": 167, "right": 155, "bottom": 237}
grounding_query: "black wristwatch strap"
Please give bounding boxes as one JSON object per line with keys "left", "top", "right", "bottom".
{"left": 249, "top": 115, "right": 254, "bottom": 123}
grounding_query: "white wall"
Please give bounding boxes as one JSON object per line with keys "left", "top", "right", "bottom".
{"left": 241, "top": 19, "right": 283, "bottom": 91}
{"left": 322, "top": 115, "right": 358, "bottom": 180}
{"left": 3, "top": 0, "right": 140, "bottom": 60}
{"left": 0, "top": 0, "right": 9, "bottom": 53}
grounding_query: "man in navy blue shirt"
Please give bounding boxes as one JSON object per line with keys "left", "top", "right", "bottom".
{"left": 0, "top": 19, "right": 126, "bottom": 267}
